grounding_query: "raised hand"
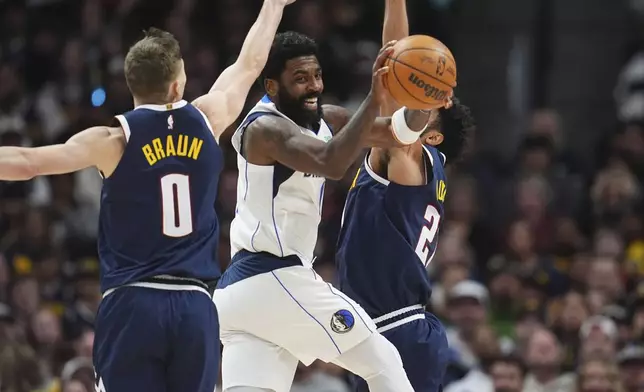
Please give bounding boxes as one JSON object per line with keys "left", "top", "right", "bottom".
{"left": 370, "top": 40, "right": 396, "bottom": 105}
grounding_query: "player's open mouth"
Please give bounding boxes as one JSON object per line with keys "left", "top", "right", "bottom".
{"left": 303, "top": 98, "right": 318, "bottom": 110}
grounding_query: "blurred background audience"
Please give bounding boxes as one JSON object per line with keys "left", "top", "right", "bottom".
{"left": 1, "top": 0, "right": 644, "bottom": 391}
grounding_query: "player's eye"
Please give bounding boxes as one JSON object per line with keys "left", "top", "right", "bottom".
{"left": 295, "top": 77, "right": 307, "bottom": 83}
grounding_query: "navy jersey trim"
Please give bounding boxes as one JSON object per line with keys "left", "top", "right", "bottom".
{"left": 102, "top": 116, "right": 133, "bottom": 181}
{"left": 437, "top": 150, "right": 447, "bottom": 166}
{"left": 217, "top": 249, "right": 301, "bottom": 289}
{"left": 140, "top": 276, "right": 210, "bottom": 291}
{"left": 362, "top": 146, "right": 436, "bottom": 187}
{"left": 114, "top": 115, "right": 131, "bottom": 141}
{"left": 363, "top": 151, "right": 390, "bottom": 186}
{"left": 374, "top": 305, "right": 425, "bottom": 330}
{"left": 134, "top": 100, "right": 188, "bottom": 111}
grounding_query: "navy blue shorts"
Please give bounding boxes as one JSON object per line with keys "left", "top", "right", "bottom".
{"left": 350, "top": 312, "right": 448, "bottom": 392}
{"left": 93, "top": 286, "right": 219, "bottom": 392}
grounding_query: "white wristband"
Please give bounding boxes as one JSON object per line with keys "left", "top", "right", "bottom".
{"left": 391, "top": 107, "right": 426, "bottom": 145}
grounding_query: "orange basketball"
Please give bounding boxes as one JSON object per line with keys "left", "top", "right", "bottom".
{"left": 385, "top": 35, "right": 457, "bottom": 110}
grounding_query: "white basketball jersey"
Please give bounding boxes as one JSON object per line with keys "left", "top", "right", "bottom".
{"left": 229, "top": 96, "right": 333, "bottom": 267}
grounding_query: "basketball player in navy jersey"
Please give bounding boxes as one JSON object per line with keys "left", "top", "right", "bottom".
{"left": 0, "top": 1, "right": 296, "bottom": 390}
{"left": 214, "top": 30, "right": 452, "bottom": 392}
{"left": 336, "top": 1, "right": 475, "bottom": 391}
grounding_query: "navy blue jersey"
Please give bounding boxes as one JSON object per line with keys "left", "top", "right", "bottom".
{"left": 336, "top": 146, "right": 447, "bottom": 318}
{"left": 98, "top": 101, "right": 223, "bottom": 293}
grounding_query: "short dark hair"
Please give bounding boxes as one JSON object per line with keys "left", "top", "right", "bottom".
{"left": 432, "top": 97, "right": 475, "bottom": 163}
{"left": 262, "top": 31, "right": 319, "bottom": 82}
{"left": 124, "top": 28, "right": 182, "bottom": 100}
{"left": 484, "top": 353, "right": 527, "bottom": 376}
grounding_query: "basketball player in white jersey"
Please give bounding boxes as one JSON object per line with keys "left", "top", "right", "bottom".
{"left": 213, "top": 31, "right": 451, "bottom": 392}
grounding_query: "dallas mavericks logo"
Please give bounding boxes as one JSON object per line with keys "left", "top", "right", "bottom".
{"left": 330, "top": 309, "right": 354, "bottom": 333}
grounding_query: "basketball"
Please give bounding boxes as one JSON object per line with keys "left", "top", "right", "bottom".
{"left": 385, "top": 35, "right": 457, "bottom": 110}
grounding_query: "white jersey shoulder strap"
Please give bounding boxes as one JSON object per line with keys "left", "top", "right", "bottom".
{"left": 231, "top": 95, "right": 302, "bottom": 153}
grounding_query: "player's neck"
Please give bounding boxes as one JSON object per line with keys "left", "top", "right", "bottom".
{"left": 133, "top": 96, "right": 182, "bottom": 108}
{"left": 273, "top": 102, "right": 320, "bottom": 130}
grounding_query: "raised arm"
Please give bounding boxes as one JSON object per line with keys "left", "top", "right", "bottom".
{"left": 338, "top": 0, "right": 430, "bottom": 149}
{"left": 381, "top": 0, "right": 409, "bottom": 117}
{"left": 246, "top": 92, "right": 430, "bottom": 180}
{"left": 0, "top": 126, "right": 124, "bottom": 181}
{"left": 192, "top": 0, "right": 294, "bottom": 139}
{"left": 323, "top": 104, "right": 430, "bottom": 149}
{"left": 245, "top": 96, "right": 380, "bottom": 180}
{"left": 243, "top": 43, "right": 396, "bottom": 180}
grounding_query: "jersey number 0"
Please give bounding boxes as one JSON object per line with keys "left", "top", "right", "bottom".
{"left": 415, "top": 205, "right": 441, "bottom": 266}
{"left": 160, "top": 174, "right": 194, "bottom": 237}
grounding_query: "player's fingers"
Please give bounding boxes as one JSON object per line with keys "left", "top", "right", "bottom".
{"left": 379, "top": 40, "right": 397, "bottom": 53}
{"left": 375, "top": 40, "right": 396, "bottom": 62}
{"left": 442, "top": 90, "right": 454, "bottom": 108}
{"left": 373, "top": 66, "right": 390, "bottom": 78}
{"left": 374, "top": 47, "right": 395, "bottom": 69}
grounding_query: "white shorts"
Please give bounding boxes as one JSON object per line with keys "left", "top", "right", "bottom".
{"left": 213, "top": 265, "right": 376, "bottom": 392}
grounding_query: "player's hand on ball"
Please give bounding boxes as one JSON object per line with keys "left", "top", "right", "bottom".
{"left": 370, "top": 40, "right": 396, "bottom": 104}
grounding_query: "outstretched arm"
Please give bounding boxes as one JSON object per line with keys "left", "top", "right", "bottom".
{"left": 367, "top": 0, "right": 432, "bottom": 186}
{"left": 0, "top": 126, "right": 124, "bottom": 181}
{"left": 323, "top": 104, "right": 429, "bottom": 149}
{"left": 242, "top": 42, "right": 398, "bottom": 180}
{"left": 324, "top": 0, "right": 428, "bottom": 150}
{"left": 382, "top": 0, "right": 409, "bottom": 117}
{"left": 245, "top": 93, "right": 380, "bottom": 180}
{"left": 192, "top": 0, "right": 293, "bottom": 139}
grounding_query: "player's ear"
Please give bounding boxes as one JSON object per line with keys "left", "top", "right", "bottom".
{"left": 169, "top": 80, "right": 180, "bottom": 101}
{"left": 423, "top": 130, "right": 444, "bottom": 146}
{"left": 265, "top": 79, "right": 278, "bottom": 97}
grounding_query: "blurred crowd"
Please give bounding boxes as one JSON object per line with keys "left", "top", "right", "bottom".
{"left": 1, "top": 0, "right": 644, "bottom": 391}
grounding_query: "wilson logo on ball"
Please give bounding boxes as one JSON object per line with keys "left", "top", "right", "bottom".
{"left": 436, "top": 57, "right": 446, "bottom": 76}
{"left": 408, "top": 73, "right": 448, "bottom": 101}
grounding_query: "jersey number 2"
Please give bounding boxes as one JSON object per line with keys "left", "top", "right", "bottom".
{"left": 415, "top": 205, "right": 440, "bottom": 266}
{"left": 160, "top": 174, "right": 193, "bottom": 237}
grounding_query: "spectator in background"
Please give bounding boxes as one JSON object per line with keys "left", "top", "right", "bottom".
{"left": 10, "top": 275, "right": 40, "bottom": 329}
{"left": 602, "top": 304, "right": 631, "bottom": 347}
{"left": 616, "top": 345, "right": 644, "bottom": 392}
{"left": 578, "top": 316, "right": 619, "bottom": 363}
{"left": 515, "top": 306, "right": 546, "bottom": 356}
{"left": 0, "top": 0, "right": 643, "bottom": 390}
{"left": 29, "top": 307, "right": 63, "bottom": 382}
{"left": 523, "top": 328, "right": 575, "bottom": 392}
{"left": 445, "top": 280, "right": 490, "bottom": 368}
{"left": 628, "top": 286, "right": 644, "bottom": 343}
{"left": 488, "top": 354, "right": 527, "bottom": 392}
{"left": 587, "top": 258, "right": 625, "bottom": 306}
{"left": 551, "top": 291, "right": 590, "bottom": 370}
{"left": 577, "top": 359, "right": 622, "bottom": 392}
